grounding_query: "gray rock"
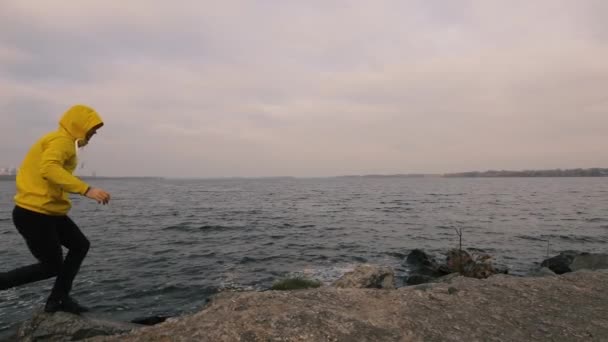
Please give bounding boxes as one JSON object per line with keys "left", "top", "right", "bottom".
{"left": 571, "top": 253, "right": 608, "bottom": 271}
{"left": 540, "top": 251, "right": 608, "bottom": 275}
{"left": 406, "top": 249, "right": 448, "bottom": 277}
{"left": 404, "top": 250, "right": 452, "bottom": 287}
{"left": 333, "top": 264, "right": 395, "bottom": 289}
{"left": 130, "top": 315, "right": 170, "bottom": 326}
{"left": 410, "top": 283, "right": 435, "bottom": 292}
{"left": 408, "top": 272, "right": 461, "bottom": 286}
{"left": 16, "top": 308, "right": 143, "bottom": 341}
{"left": 541, "top": 251, "right": 579, "bottom": 274}
{"left": 527, "top": 267, "right": 557, "bottom": 277}
{"left": 406, "top": 274, "right": 435, "bottom": 286}
{"left": 406, "top": 249, "right": 503, "bottom": 286}
{"left": 446, "top": 249, "right": 506, "bottom": 279}
{"left": 89, "top": 270, "right": 608, "bottom": 342}
{"left": 406, "top": 249, "right": 437, "bottom": 268}
{"left": 430, "top": 273, "right": 462, "bottom": 284}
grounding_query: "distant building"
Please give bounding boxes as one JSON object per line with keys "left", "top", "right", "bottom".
{"left": 0, "top": 166, "right": 18, "bottom": 176}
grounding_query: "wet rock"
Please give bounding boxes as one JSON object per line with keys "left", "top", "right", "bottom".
{"left": 541, "top": 251, "right": 580, "bottom": 274}
{"left": 16, "top": 308, "right": 143, "bottom": 341}
{"left": 571, "top": 253, "right": 608, "bottom": 272}
{"left": 541, "top": 251, "right": 608, "bottom": 275}
{"left": 527, "top": 267, "right": 557, "bottom": 277}
{"left": 405, "top": 249, "right": 451, "bottom": 285}
{"left": 405, "top": 249, "right": 449, "bottom": 285}
{"left": 431, "top": 273, "right": 462, "bottom": 284}
{"left": 332, "top": 264, "right": 395, "bottom": 289}
{"left": 405, "top": 274, "right": 435, "bottom": 286}
{"left": 406, "top": 249, "right": 447, "bottom": 276}
{"left": 446, "top": 249, "right": 506, "bottom": 279}
{"left": 445, "top": 249, "right": 474, "bottom": 272}
{"left": 406, "top": 249, "right": 504, "bottom": 285}
{"left": 130, "top": 315, "right": 171, "bottom": 326}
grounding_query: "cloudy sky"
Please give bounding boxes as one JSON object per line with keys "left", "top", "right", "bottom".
{"left": 1, "top": 0, "right": 606, "bottom": 177}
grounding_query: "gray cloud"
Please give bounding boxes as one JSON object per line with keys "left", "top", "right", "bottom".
{"left": 1, "top": 0, "right": 607, "bottom": 177}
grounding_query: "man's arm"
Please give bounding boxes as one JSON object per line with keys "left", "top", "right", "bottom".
{"left": 40, "top": 137, "right": 89, "bottom": 195}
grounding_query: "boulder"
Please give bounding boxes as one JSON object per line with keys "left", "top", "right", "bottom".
{"left": 406, "top": 250, "right": 450, "bottom": 276}
{"left": 571, "top": 253, "right": 608, "bottom": 272}
{"left": 333, "top": 264, "right": 395, "bottom": 289}
{"left": 527, "top": 267, "right": 557, "bottom": 277}
{"left": 446, "top": 249, "right": 474, "bottom": 273}
{"left": 406, "top": 249, "right": 445, "bottom": 276}
{"left": 406, "top": 249, "right": 504, "bottom": 285}
{"left": 130, "top": 315, "right": 171, "bottom": 326}
{"left": 405, "top": 249, "right": 452, "bottom": 285}
{"left": 88, "top": 271, "right": 608, "bottom": 342}
{"left": 541, "top": 251, "right": 580, "bottom": 274}
{"left": 15, "top": 308, "right": 143, "bottom": 341}
{"left": 430, "top": 273, "right": 462, "bottom": 284}
{"left": 446, "top": 249, "right": 506, "bottom": 279}
{"left": 405, "top": 274, "right": 436, "bottom": 286}
{"left": 541, "top": 251, "right": 608, "bottom": 274}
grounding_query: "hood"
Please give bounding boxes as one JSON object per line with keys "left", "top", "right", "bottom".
{"left": 59, "top": 104, "right": 104, "bottom": 140}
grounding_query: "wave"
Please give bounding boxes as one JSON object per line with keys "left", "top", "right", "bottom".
{"left": 162, "top": 224, "right": 246, "bottom": 232}
{"left": 380, "top": 200, "right": 414, "bottom": 205}
{"left": 199, "top": 225, "right": 246, "bottom": 231}
{"left": 352, "top": 256, "right": 368, "bottom": 263}
{"left": 238, "top": 255, "right": 290, "bottom": 265}
{"left": 516, "top": 235, "right": 546, "bottom": 242}
{"left": 427, "top": 193, "right": 466, "bottom": 197}
{"left": 385, "top": 252, "right": 407, "bottom": 259}
{"left": 120, "top": 285, "right": 218, "bottom": 300}
{"left": 376, "top": 207, "right": 413, "bottom": 211}
{"left": 185, "top": 252, "right": 217, "bottom": 259}
{"left": 519, "top": 234, "right": 607, "bottom": 244}
{"left": 162, "top": 224, "right": 192, "bottom": 231}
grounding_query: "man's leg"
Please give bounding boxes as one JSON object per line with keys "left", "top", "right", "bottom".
{"left": 0, "top": 207, "right": 63, "bottom": 291}
{"left": 49, "top": 216, "right": 90, "bottom": 303}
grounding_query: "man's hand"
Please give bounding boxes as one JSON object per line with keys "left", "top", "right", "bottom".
{"left": 85, "top": 187, "right": 111, "bottom": 205}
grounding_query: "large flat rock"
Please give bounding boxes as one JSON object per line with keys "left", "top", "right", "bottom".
{"left": 89, "top": 270, "right": 608, "bottom": 341}
{"left": 15, "top": 309, "right": 143, "bottom": 341}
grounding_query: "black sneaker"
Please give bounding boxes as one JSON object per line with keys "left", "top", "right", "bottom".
{"left": 44, "top": 296, "right": 89, "bottom": 314}
{"left": 62, "top": 296, "right": 90, "bottom": 313}
{"left": 44, "top": 297, "right": 63, "bottom": 313}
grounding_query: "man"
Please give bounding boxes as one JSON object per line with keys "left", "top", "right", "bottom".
{"left": 0, "top": 104, "right": 111, "bottom": 314}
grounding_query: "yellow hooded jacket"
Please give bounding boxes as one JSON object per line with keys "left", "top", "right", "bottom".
{"left": 14, "top": 105, "right": 104, "bottom": 216}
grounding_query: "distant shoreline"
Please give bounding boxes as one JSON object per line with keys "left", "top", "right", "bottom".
{"left": 337, "top": 168, "right": 608, "bottom": 178}
{"left": 0, "top": 175, "right": 163, "bottom": 181}
{"left": 1, "top": 168, "right": 607, "bottom": 180}
{"left": 443, "top": 168, "right": 608, "bottom": 178}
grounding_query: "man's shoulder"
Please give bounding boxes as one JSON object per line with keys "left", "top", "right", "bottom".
{"left": 41, "top": 131, "right": 72, "bottom": 143}
{"left": 40, "top": 131, "right": 75, "bottom": 152}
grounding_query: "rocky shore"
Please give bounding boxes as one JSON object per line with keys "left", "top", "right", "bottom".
{"left": 11, "top": 251, "right": 608, "bottom": 342}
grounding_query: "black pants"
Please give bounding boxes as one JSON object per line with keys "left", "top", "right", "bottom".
{"left": 0, "top": 206, "right": 90, "bottom": 300}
